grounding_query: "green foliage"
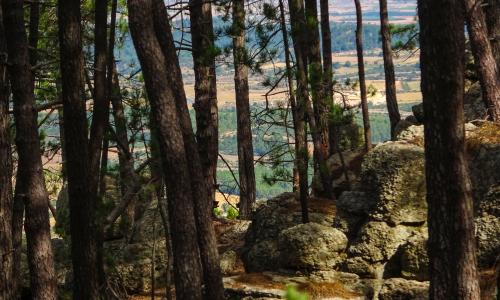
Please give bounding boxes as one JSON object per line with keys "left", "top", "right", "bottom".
{"left": 213, "top": 207, "right": 223, "bottom": 217}
{"left": 285, "top": 286, "right": 309, "bottom": 300}
{"left": 227, "top": 206, "right": 239, "bottom": 220}
{"left": 367, "top": 84, "right": 378, "bottom": 97}
{"left": 391, "top": 24, "right": 419, "bottom": 53}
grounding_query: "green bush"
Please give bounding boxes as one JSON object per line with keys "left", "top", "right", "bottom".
{"left": 227, "top": 207, "right": 239, "bottom": 220}
{"left": 285, "top": 286, "right": 308, "bottom": 300}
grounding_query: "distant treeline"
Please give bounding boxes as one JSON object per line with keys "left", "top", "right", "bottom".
{"left": 117, "top": 20, "right": 411, "bottom": 69}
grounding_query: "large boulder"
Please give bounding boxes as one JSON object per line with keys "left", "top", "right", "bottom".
{"left": 345, "top": 221, "right": 426, "bottom": 278}
{"left": 333, "top": 191, "right": 374, "bottom": 238}
{"left": 378, "top": 278, "right": 429, "bottom": 300}
{"left": 360, "top": 142, "right": 427, "bottom": 226}
{"left": 400, "top": 235, "right": 429, "bottom": 281}
{"left": 242, "top": 193, "right": 337, "bottom": 273}
{"left": 278, "top": 223, "right": 348, "bottom": 271}
{"left": 475, "top": 185, "right": 500, "bottom": 268}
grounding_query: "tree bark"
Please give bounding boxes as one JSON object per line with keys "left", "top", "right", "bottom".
{"left": 58, "top": 0, "right": 100, "bottom": 298}
{"left": 485, "top": 0, "right": 500, "bottom": 65}
{"left": 304, "top": 0, "right": 333, "bottom": 199}
{"left": 232, "top": 0, "right": 256, "bottom": 219}
{"left": 464, "top": 0, "right": 500, "bottom": 121}
{"left": 128, "top": 1, "right": 206, "bottom": 298}
{"left": 354, "top": 0, "right": 372, "bottom": 151}
{"left": 88, "top": 0, "right": 108, "bottom": 197}
{"left": 279, "top": 0, "right": 302, "bottom": 194}
{"left": 151, "top": 1, "right": 225, "bottom": 297}
{"left": 320, "top": 0, "right": 333, "bottom": 103}
{"left": 0, "top": 5, "right": 14, "bottom": 297}
{"left": 418, "top": 0, "right": 481, "bottom": 298}
{"left": 379, "top": 0, "right": 400, "bottom": 139}
{"left": 2, "top": 0, "right": 57, "bottom": 298}
{"left": 189, "top": 0, "right": 219, "bottom": 206}
{"left": 288, "top": 0, "right": 310, "bottom": 222}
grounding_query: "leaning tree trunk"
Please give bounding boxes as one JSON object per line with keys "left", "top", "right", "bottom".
{"left": 2, "top": 0, "right": 57, "bottom": 298}
{"left": 0, "top": 5, "right": 14, "bottom": 298}
{"left": 464, "top": 0, "right": 500, "bottom": 121}
{"left": 151, "top": 0, "right": 225, "bottom": 298}
{"left": 379, "top": 0, "right": 400, "bottom": 139}
{"left": 484, "top": 0, "right": 500, "bottom": 65}
{"left": 58, "top": 0, "right": 100, "bottom": 298}
{"left": 189, "top": 0, "right": 219, "bottom": 206}
{"left": 232, "top": 0, "right": 256, "bottom": 219}
{"left": 354, "top": 0, "right": 372, "bottom": 151}
{"left": 128, "top": 1, "right": 207, "bottom": 298}
{"left": 418, "top": 0, "right": 481, "bottom": 298}
{"left": 288, "top": 0, "right": 311, "bottom": 223}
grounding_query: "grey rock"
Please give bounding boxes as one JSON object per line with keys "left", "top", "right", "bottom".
{"left": 378, "top": 278, "right": 429, "bottom": 300}
{"left": 220, "top": 250, "right": 239, "bottom": 276}
{"left": 278, "top": 223, "right": 348, "bottom": 271}
{"left": 411, "top": 103, "right": 424, "bottom": 123}
{"left": 361, "top": 143, "right": 427, "bottom": 225}
{"left": 243, "top": 193, "right": 335, "bottom": 272}
{"left": 400, "top": 235, "right": 429, "bottom": 281}
{"left": 396, "top": 125, "right": 424, "bottom": 144}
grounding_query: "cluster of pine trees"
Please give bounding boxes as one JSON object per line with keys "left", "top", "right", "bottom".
{"left": 0, "top": 0, "right": 499, "bottom": 299}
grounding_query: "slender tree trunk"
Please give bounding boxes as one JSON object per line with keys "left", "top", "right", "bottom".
{"left": 58, "top": 0, "right": 100, "bottom": 298}
{"left": 320, "top": 0, "right": 333, "bottom": 104}
{"left": 189, "top": 0, "right": 219, "bottom": 206}
{"left": 110, "top": 64, "right": 141, "bottom": 236}
{"left": 278, "top": 0, "right": 302, "bottom": 193}
{"left": 379, "top": 0, "right": 400, "bottom": 139}
{"left": 89, "top": 0, "right": 108, "bottom": 197}
{"left": 128, "top": 1, "right": 205, "bottom": 298}
{"left": 485, "top": 0, "right": 500, "bottom": 65}
{"left": 304, "top": 0, "right": 333, "bottom": 199}
{"left": 11, "top": 1, "right": 40, "bottom": 295}
{"left": 2, "top": 0, "right": 57, "bottom": 298}
{"left": 149, "top": 112, "right": 174, "bottom": 300}
{"left": 151, "top": 1, "right": 224, "bottom": 297}
{"left": 418, "top": 0, "right": 481, "bottom": 298}
{"left": 464, "top": 0, "right": 500, "bottom": 121}
{"left": 0, "top": 5, "right": 14, "bottom": 297}
{"left": 232, "top": 0, "right": 256, "bottom": 219}
{"left": 288, "top": 0, "right": 310, "bottom": 222}
{"left": 354, "top": 0, "right": 372, "bottom": 151}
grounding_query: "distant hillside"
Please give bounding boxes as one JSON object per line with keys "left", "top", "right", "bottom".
{"left": 117, "top": 20, "right": 413, "bottom": 70}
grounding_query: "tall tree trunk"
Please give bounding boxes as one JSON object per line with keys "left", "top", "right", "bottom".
{"left": 418, "top": 0, "right": 481, "bottom": 298}
{"left": 189, "top": 0, "right": 219, "bottom": 206}
{"left": 354, "top": 0, "right": 372, "bottom": 151}
{"left": 288, "top": 0, "right": 311, "bottom": 222}
{"left": 2, "top": 0, "right": 57, "bottom": 298}
{"left": 464, "top": 0, "right": 500, "bottom": 121}
{"left": 319, "top": 0, "right": 333, "bottom": 104}
{"left": 278, "top": 0, "right": 302, "bottom": 193}
{"left": 379, "top": 0, "right": 400, "bottom": 139}
{"left": 128, "top": 1, "right": 205, "bottom": 298}
{"left": 107, "top": 0, "right": 138, "bottom": 237}
{"left": 58, "top": 0, "right": 100, "bottom": 298}
{"left": 110, "top": 64, "right": 141, "bottom": 236}
{"left": 0, "top": 5, "right": 14, "bottom": 297}
{"left": 232, "top": 0, "right": 256, "bottom": 219}
{"left": 485, "top": 0, "right": 500, "bottom": 65}
{"left": 151, "top": 1, "right": 225, "bottom": 297}
{"left": 11, "top": 1, "right": 41, "bottom": 295}
{"left": 304, "top": 0, "right": 333, "bottom": 199}
{"left": 89, "top": 0, "right": 108, "bottom": 197}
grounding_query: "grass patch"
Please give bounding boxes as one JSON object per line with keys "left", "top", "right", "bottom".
{"left": 296, "top": 281, "right": 361, "bottom": 299}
